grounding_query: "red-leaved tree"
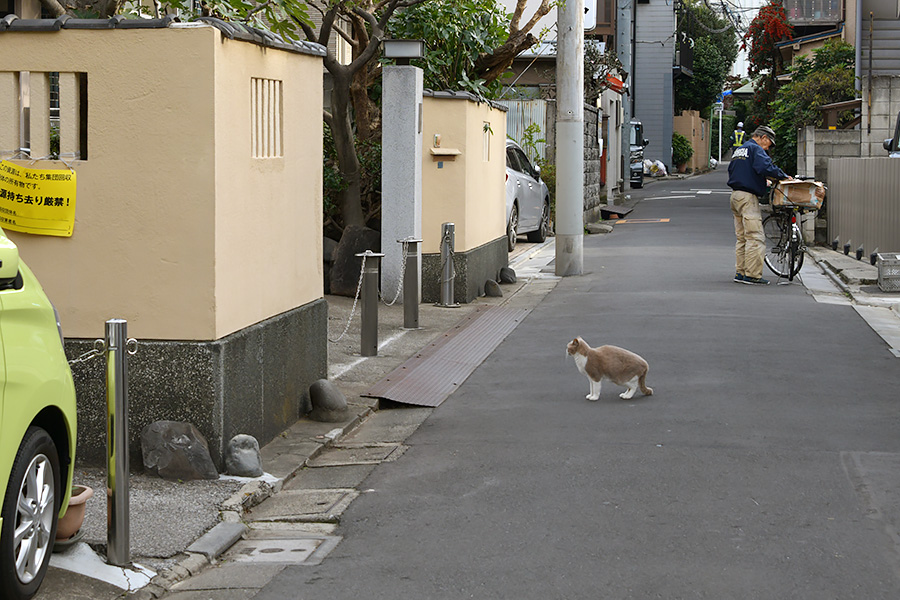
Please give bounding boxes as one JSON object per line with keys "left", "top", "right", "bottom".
{"left": 743, "top": 0, "right": 793, "bottom": 127}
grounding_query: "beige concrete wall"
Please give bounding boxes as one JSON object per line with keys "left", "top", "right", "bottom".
{"left": 213, "top": 37, "right": 323, "bottom": 338}
{"left": 421, "top": 96, "right": 506, "bottom": 255}
{"left": 0, "top": 25, "right": 322, "bottom": 340}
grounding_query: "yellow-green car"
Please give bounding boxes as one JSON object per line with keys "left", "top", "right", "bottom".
{"left": 0, "top": 227, "right": 77, "bottom": 600}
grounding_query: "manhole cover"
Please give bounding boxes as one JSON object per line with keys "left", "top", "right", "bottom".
{"left": 227, "top": 535, "right": 341, "bottom": 565}
{"left": 308, "top": 445, "right": 402, "bottom": 467}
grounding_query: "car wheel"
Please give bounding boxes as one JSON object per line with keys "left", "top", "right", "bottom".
{"left": 507, "top": 204, "right": 518, "bottom": 251}
{"left": 527, "top": 201, "right": 550, "bottom": 243}
{"left": 0, "top": 427, "right": 60, "bottom": 600}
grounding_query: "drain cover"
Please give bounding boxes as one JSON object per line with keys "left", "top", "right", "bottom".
{"left": 227, "top": 535, "right": 341, "bottom": 566}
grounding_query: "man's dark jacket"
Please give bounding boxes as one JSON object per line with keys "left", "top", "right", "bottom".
{"left": 727, "top": 138, "right": 788, "bottom": 196}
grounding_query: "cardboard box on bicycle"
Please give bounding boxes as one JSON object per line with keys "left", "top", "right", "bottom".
{"left": 772, "top": 180, "right": 825, "bottom": 209}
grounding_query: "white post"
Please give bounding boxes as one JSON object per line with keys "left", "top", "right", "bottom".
{"left": 716, "top": 102, "right": 723, "bottom": 163}
{"left": 381, "top": 66, "right": 423, "bottom": 303}
{"left": 555, "top": 0, "right": 585, "bottom": 276}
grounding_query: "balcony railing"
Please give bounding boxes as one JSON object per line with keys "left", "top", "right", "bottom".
{"left": 784, "top": 0, "right": 843, "bottom": 24}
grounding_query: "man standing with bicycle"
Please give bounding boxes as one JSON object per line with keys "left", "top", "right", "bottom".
{"left": 727, "top": 125, "right": 789, "bottom": 285}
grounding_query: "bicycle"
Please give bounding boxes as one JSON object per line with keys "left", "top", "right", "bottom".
{"left": 761, "top": 178, "right": 822, "bottom": 282}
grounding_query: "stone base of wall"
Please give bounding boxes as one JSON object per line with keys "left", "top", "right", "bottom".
{"left": 422, "top": 236, "right": 508, "bottom": 304}
{"left": 67, "top": 299, "right": 327, "bottom": 470}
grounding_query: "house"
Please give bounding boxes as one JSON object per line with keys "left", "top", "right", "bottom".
{"left": 497, "top": 0, "right": 628, "bottom": 203}
{"left": 779, "top": 0, "right": 900, "bottom": 159}
{"left": 632, "top": 0, "right": 677, "bottom": 173}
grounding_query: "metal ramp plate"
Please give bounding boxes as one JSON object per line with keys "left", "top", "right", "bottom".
{"left": 363, "top": 305, "right": 531, "bottom": 407}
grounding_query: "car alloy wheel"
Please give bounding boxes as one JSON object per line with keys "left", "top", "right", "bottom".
{"left": 1, "top": 428, "right": 59, "bottom": 600}
{"left": 507, "top": 204, "right": 518, "bottom": 251}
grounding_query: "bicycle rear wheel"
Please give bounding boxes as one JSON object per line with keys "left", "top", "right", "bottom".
{"left": 788, "top": 229, "right": 805, "bottom": 281}
{"left": 763, "top": 213, "right": 792, "bottom": 278}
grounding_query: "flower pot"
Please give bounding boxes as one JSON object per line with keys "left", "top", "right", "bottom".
{"left": 56, "top": 485, "right": 93, "bottom": 540}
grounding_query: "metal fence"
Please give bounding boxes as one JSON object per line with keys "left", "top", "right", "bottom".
{"left": 828, "top": 157, "right": 900, "bottom": 255}
{"left": 496, "top": 99, "right": 549, "bottom": 163}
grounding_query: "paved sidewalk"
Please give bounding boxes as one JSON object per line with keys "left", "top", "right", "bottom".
{"left": 38, "top": 239, "right": 562, "bottom": 599}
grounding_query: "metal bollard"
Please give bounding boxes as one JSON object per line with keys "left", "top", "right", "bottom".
{"left": 105, "top": 318, "right": 131, "bottom": 567}
{"left": 439, "top": 223, "right": 459, "bottom": 307}
{"left": 356, "top": 251, "right": 384, "bottom": 357}
{"left": 400, "top": 237, "right": 422, "bottom": 329}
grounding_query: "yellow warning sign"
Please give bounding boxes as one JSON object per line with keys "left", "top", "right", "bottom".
{"left": 0, "top": 160, "right": 77, "bottom": 237}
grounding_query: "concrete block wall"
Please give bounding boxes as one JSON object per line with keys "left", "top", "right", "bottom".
{"left": 862, "top": 75, "right": 900, "bottom": 156}
{"left": 797, "top": 126, "right": 861, "bottom": 182}
{"left": 584, "top": 105, "right": 603, "bottom": 217}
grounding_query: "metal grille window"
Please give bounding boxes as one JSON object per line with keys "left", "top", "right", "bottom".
{"left": 251, "top": 78, "right": 283, "bottom": 158}
{"left": 5, "top": 71, "right": 86, "bottom": 161}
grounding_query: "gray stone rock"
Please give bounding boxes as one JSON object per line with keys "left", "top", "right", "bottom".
{"left": 308, "top": 379, "right": 350, "bottom": 423}
{"left": 323, "top": 237, "right": 339, "bottom": 263}
{"left": 224, "top": 434, "right": 263, "bottom": 478}
{"left": 329, "top": 225, "right": 381, "bottom": 297}
{"left": 585, "top": 222, "right": 614, "bottom": 234}
{"left": 141, "top": 421, "right": 218, "bottom": 481}
{"left": 484, "top": 279, "right": 503, "bottom": 297}
{"left": 499, "top": 267, "right": 517, "bottom": 284}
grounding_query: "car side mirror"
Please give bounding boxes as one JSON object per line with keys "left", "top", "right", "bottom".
{"left": 534, "top": 164, "right": 541, "bottom": 179}
{"left": 643, "top": 139, "right": 650, "bottom": 147}
{"left": 0, "top": 232, "right": 20, "bottom": 281}
{"left": 885, "top": 138, "right": 894, "bottom": 152}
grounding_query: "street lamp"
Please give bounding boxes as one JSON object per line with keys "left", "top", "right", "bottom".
{"left": 382, "top": 39, "right": 425, "bottom": 66}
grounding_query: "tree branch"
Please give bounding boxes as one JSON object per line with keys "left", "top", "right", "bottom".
{"left": 38, "top": 0, "right": 65, "bottom": 17}
{"left": 510, "top": 0, "right": 527, "bottom": 32}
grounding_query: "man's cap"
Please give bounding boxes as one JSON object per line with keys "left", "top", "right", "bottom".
{"left": 753, "top": 125, "right": 776, "bottom": 145}
{"left": 737, "top": 122, "right": 743, "bottom": 128}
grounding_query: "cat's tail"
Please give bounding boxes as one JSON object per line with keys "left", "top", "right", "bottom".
{"left": 639, "top": 373, "right": 653, "bottom": 396}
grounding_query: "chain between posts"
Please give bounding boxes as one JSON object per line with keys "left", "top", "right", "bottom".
{"left": 68, "top": 336, "right": 138, "bottom": 366}
{"left": 328, "top": 240, "right": 416, "bottom": 343}
{"left": 381, "top": 239, "right": 410, "bottom": 306}
{"left": 440, "top": 228, "right": 456, "bottom": 284}
{"left": 67, "top": 338, "right": 106, "bottom": 366}
{"left": 328, "top": 252, "right": 368, "bottom": 344}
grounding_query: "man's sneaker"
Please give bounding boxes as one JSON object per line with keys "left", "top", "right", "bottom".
{"left": 734, "top": 272, "right": 745, "bottom": 283}
{"left": 741, "top": 276, "right": 770, "bottom": 285}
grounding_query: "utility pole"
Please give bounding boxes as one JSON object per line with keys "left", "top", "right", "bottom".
{"left": 555, "top": 0, "right": 584, "bottom": 276}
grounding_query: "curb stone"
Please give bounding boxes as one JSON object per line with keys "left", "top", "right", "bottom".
{"left": 126, "top": 405, "right": 373, "bottom": 598}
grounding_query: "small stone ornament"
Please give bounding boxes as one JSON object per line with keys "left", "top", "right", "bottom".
{"left": 308, "top": 379, "right": 350, "bottom": 423}
{"left": 141, "top": 420, "right": 218, "bottom": 481}
{"left": 225, "top": 434, "right": 264, "bottom": 478}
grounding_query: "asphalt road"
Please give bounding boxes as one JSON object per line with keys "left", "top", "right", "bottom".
{"left": 256, "top": 168, "right": 900, "bottom": 599}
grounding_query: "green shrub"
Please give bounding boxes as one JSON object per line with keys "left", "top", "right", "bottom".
{"left": 672, "top": 132, "right": 694, "bottom": 166}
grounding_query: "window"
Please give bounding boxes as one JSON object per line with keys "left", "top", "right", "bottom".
{"left": 251, "top": 78, "right": 283, "bottom": 158}
{"left": 11, "top": 71, "right": 87, "bottom": 160}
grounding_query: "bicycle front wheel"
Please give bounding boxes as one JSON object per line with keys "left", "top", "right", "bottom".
{"left": 763, "top": 213, "right": 792, "bottom": 278}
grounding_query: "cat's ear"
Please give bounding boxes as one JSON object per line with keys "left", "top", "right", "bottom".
{"left": 572, "top": 338, "right": 579, "bottom": 344}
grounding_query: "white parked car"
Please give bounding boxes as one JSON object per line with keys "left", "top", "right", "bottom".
{"left": 505, "top": 140, "right": 550, "bottom": 251}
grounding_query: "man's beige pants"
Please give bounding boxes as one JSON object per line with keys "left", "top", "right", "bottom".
{"left": 730, "top": 190, "right": 765, "bottom": 279}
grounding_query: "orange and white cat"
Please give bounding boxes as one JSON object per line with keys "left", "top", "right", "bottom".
{"left": 566, "top": 336, "right": 654, "bottom": 401}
